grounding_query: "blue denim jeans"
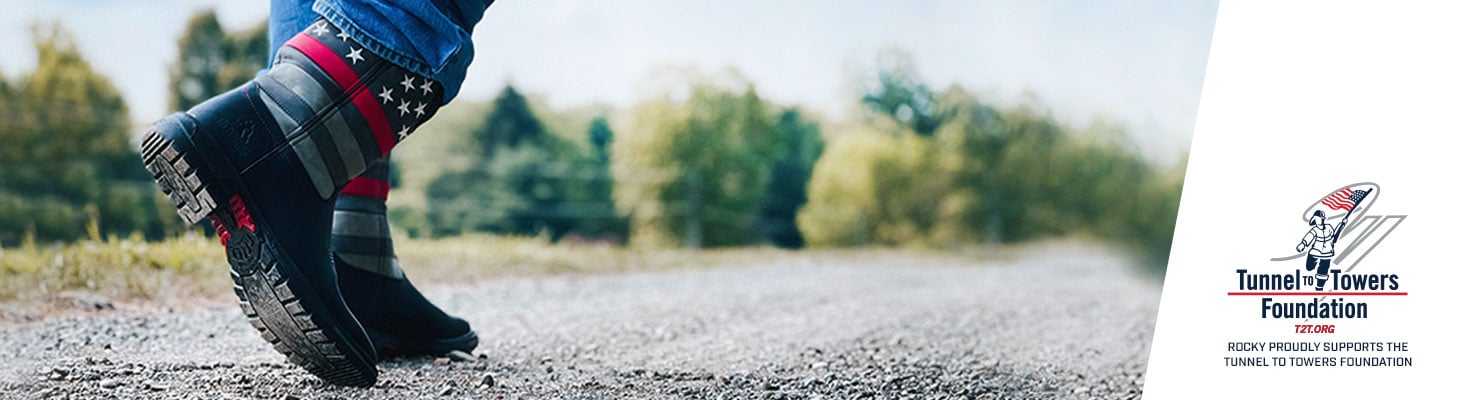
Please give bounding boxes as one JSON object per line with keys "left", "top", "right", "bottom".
{"left": 267, "top": 0, "right": 492, "bottom": 103}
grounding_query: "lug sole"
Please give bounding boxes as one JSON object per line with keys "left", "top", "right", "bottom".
{"left": 140, "top": 123, "right": 377, "bottom": 387}
{"left": 141, "top": 128, "right": 216, "bottom": 225}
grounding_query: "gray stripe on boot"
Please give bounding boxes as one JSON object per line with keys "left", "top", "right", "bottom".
{"left": 336, "top": 252, "right": 403, "bottom": 279}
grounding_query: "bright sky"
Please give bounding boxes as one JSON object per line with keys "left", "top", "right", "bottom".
{"left": 0, "top": 0, "right": 1218, "bottom": 164}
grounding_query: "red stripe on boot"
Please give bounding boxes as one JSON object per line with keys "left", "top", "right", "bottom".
{"left": 341, "top": 176, "right": 390, "bottom": 200}
{"left": 351, "top": 89, "right": 397, "bottom": 155}
{"left": 284, "top": 33, "right": 359, "bottom": 90}
{"left": 284, "top": 32, "right": 398, "bottom": 155}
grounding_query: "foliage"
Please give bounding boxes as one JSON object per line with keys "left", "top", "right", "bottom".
{"left": 473, "top": 86, "right": 546, "bottom": 156}
{"left": 0, "top": 25, "right": 181, "bottom": 246}
{"left": 798, "top": 129, "right": 950, "bottom": 247}
{"left": 427, "top": 86, "right": 625, "bottom": 240}
{"left": 862, "top": 50, "right": 946, "bottom": 137}
{"left": 169, "top": 10, "right": 269, "bottom": 111}
{"left": 802, "top": 60, "right": 1184, "bottom": 269}
{"left": 578, "top": 117, "right": 628, "bottom": 239}
{"left": 758, "top": 110, "right": 824, "bottom": 248}
{"left": 614, "top": 79, "right": 780, "bottom": 248}
{"left": 0, "top": 19, "right": 1183, "bottom": 273}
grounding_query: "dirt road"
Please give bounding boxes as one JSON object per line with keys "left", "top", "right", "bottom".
{"left": 0, "top": 244, "right": 1158, "bottom": 399}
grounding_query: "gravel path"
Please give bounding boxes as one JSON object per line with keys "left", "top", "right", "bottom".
{"left": 0, "top": 244, "right": 1158, "bottom": 399}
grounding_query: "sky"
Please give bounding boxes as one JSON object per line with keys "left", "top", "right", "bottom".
{"left": 0, "top": 0, "right": 1219, "bottom": 165}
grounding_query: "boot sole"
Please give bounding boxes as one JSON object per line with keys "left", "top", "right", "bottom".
{"left": 142, "top": 119, "right": 378, "bottom": 387}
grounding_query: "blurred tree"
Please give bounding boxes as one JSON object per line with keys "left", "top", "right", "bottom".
{"left": 615, "top": 80, "right": 779, "bottom": 248}
{"left": 937, "top": 93, "right": 1064, "bottom": 243}
{"left": 757, "top": 109, "right": 824, "bottom": 248}
{"left": 0, "top": 24, "right": 178, "bottom": 245}
{"left": 862, "top": 50, "right": 946, "bottom": 137}
{"left": 474, "top": 86, "right": 546, "bottom": 156}
{"left": 169, "top": 10, "right": 268, "bottom": 111}
{"left": 804, "top": 59, "right": 1184, "bottom": 272}
{"left": 589, "top": 116, "right": 613, "bottom": 164}
{"left": 423, "top": 167, "right": 493, "bottom": 237}
{"left": 427, "top": 86, "right": 611, "bottom": 240}
{"left": 576, "top": 117, "right": 627, "bottom": 239}
{"left": 799, "top": 130, "right": 949, "bottom": 247}
{"left": 427, "top": 145, "right": 579, "bottom": 237}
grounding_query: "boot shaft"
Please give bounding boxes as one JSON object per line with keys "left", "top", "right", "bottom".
{"left": 188, "top": 18, "right": 442, "bottom": 200}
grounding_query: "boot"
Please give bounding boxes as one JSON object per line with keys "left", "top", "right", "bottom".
{"left": 332, "top": 159, "right": 478, "bottom": 357}
{"left": 141, "top": 18, "right": 441, "bottom": 387}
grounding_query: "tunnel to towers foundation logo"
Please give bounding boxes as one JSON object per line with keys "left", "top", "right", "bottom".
{"left": 1229, "top": 182, "right": 1407, "bottom": 322}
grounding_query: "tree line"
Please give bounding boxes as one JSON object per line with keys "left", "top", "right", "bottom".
{"left": 2, "top": 14, "right": 1184, "bottom": 271}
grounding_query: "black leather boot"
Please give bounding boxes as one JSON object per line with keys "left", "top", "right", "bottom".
{"left": 332, "top": 159, "right": 477, "bottom": 357}
{"left": 140, "top": 17, "right": 441, "bottom": 387}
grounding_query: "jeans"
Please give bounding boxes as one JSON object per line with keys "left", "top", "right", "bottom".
{"left": 267, "top": 0, "right": 492, "bottom": 104}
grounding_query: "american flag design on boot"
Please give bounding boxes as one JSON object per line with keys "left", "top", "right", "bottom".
{"left": 257, "top": 18, "right": 443, "bottom": 199}
{"left": 332, "top": 158, "right": 404, "bottom": 279}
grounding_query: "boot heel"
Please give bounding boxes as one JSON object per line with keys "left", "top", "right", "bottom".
{"left": 141, "top": 125, "right": 218, "bottom": 225}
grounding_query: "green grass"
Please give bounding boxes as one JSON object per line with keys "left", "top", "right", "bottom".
{"left": 0, "top": 233, "right": 802, "bottom": 304}
{"left": 0, "top": 232, "right": 1155, "bottom": 320}
{"left": 0, "top": 234, "right": 222, "bottom": 303}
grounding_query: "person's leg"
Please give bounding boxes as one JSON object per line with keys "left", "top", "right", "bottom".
{"left": 1315, "top": 258, "right": 1332, "bottom": 291}
{"left": 312, "top": 0, "right": 493, "bottom": 103}
{"left": 143, "top": 0, "right": 491, "bottom": 386}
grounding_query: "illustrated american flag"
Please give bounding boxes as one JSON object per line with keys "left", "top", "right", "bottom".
{"left": 1321, "top": 188, "right": 1368, "bottom": 211}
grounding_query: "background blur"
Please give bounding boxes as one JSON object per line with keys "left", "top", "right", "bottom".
{"left": 0, "top": 1, "right": 1218, "bottom": 294}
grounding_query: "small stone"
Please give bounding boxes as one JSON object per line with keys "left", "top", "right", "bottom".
{"left": 438, "top": 387, "right": 455, "bottom": 396}
{"left": 759, "top": 382, "right": 779, "bottom": 391}
{"left": 433, "top": 357, "right": 451, "bottom": 366}
{"left": 99, "top": 378, "right": 122, "bottom": 389}
{"left": 447, "top": 350, "right": 475, "bottom": 362}
{"left": 145, "top": 380, "right": 168, "bottom": 391}
{"left": 480, "top": 374, "right": 496, "bottom": 388}
{"left": 811, "top": 362, "right": 829, "bottom": 369}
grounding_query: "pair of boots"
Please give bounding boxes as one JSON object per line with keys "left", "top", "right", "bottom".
{"left": 142, "top": 18, "right": 472, "bottom": 387}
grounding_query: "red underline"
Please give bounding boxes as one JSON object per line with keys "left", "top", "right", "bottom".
{"left": 1227, "top": 292, "right": 1407, "bottom": 296}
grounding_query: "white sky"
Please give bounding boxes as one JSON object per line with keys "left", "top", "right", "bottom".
{"left": 0, "top": 0, "right": 1218, "bottom": 164}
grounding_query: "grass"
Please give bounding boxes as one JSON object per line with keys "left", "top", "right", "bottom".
{"left": 0, "top": 233, "right": 222, "bottom": 303}
{"left": 0, "top": 232, "right": 1156, "bottom": 324}
{"left": 0, "top": 233, "right": 807, "bottom": 305}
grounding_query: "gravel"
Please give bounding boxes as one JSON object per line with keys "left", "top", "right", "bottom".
{"left": 0, "top": 244, "right": 1157, "bottom": 399}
